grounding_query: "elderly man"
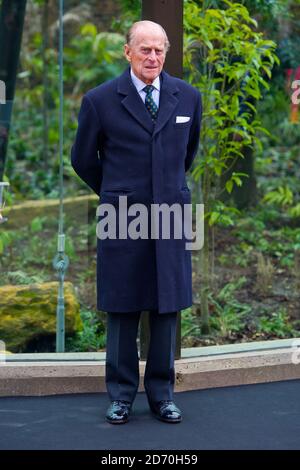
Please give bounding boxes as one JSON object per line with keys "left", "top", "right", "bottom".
{"left": 71, "top": 20, "right": 202, "bottom": 424}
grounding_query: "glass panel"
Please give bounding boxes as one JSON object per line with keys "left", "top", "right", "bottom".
{"left": 183, "top": 0, "right": 300, "bottom": 350}
{"left": 0, "top": 0, "right": 299, "bottom": 360}
{"left": 0, "top": 0, "right": 139, "bottom": 357}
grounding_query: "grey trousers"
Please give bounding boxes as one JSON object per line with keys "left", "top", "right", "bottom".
{"left": 105, "top": 310, "right": 178, "bottom": 404}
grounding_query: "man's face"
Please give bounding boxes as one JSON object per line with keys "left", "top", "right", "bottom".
{"left": 124, "top": 28, "right": 166, "bottom": 84}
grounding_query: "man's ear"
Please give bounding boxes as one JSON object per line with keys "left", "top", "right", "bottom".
{"left": 124, "top": 44, "right": 131, "bottom": 62}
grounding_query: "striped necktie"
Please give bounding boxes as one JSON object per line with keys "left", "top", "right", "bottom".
{"left": 143, "top": 85, "right": 158, "bottom": 121}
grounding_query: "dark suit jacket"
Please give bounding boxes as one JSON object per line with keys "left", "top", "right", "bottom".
{"left": 71, "top": 66, "right": 202, "bottom": 313}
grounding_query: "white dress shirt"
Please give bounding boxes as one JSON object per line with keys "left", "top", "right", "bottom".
{"left": 130, "top": 68, "right": 160, "bottom": 108}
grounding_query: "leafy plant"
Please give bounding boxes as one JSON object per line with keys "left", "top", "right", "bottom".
{"left": 6, "top": 21, "right": 127, "bottom": 200}
{"left": 0, "top": 230, "right": 13, "bottom": 256}
{"left": 4, "top": 270, "right": 44, "bottom": 285}
{"left": 66, "top": 310, "right": 106, "bottom": 352}
{"left": 208, "top": 277, "right": 251, "bottom": 338}
{"left": 184, "top": 0, "right": 279, "bottom": 332}
{"left": 263, "top": 185, "right": 300, "bottom": 218}
{"left": 257, "top": 307, "right": 297, "bottom": 337}
{"left": 181, "top": 307, "right": 201, "bottom": 338}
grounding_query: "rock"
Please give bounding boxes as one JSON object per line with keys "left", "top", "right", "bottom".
{"left": 2, "top": 194, "right": 99, "bottom": 229}
{"left": 0, "top": 281, "right": 82, "bottom": 353}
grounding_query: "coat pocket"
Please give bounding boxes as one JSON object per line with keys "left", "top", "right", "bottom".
{"left": 101, "top": 189, "right": 133, "bottom": 195}
{"left": 173, "top": 121, "right": 192, "bottom": 129}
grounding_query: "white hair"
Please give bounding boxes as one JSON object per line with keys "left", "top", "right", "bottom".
{"left": 126, "top": 20, "right": 170, "bottom": 52}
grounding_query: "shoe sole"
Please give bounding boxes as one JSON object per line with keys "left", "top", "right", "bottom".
{"left": 151, "top": 411, "right": 182, "bottom": 423}
{"left": 106, "top": 417, "right": 129, "bottom": 425}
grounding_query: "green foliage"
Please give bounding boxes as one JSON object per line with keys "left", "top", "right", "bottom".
{"left": 30, "top": 216, "right": 47, "bottom": 233}
{"left": 184, "top": 0, "right": 279, "bottom": 333}
{"left": 181, "top": 307, "right": 201, "bottom": 338}
{"left": 276, "top": 120, "right": 300, "bottom": 147}
{"left": 257, "top": 307, "right": 297, "bottom": 337}
{"left": 233, "top": 213, "right": 300, "bottom": 268}
{"left": 208, "top": 277, "right": 251, "bottom": 338}
{"left": 218, "top": 241, "right": 254, "bottom": 267}
{"left": 6, "top": 23, "right": 126, "bottom": 199}
{"left": 253, "top": 0, "right": 300, "bottom": 139}
{"left": 263, "top": 186, "right": 293, "bottom": 206}
{"left": 242, "top": 0, "right": 292, "bottom": 19}
{"left": 2, "top": 270, "right": 45, "bottom": 285}
{"left": 263, "top": 185, "right": 300, "bottom": 219}
{"left": 184, "top": 0, "right": 279, "bottom": 222}
{"left": 66, "top": 310, "right": 106, "bottom": 352}
{"left": 0, "top": 230, "right": 13, "bottom": 256}
{"left": 120, "top": 0, "right": 141, "bottom": 13}
{"left": 207, "top": 200, "right": 240, "bottom": 226}
{"left": 65, "top": 25, "right": 126, "bottom": 94}
{"left": 289, "top": 204, "right": 300, "bottom": 218}
{"left": 112, "top": 0, "right": 141, "bottom": 31}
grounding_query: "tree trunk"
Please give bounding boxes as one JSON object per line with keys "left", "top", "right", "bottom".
{"left": 0, "top": 0, "right": 27, "bottom": 180}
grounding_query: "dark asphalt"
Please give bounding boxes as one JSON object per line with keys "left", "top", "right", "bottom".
{"left": 1, "top": 380, "right": 300, "bottom": 450}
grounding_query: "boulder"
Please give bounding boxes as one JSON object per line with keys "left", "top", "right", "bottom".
{"left": 1, "top": 194, "right": 98, "bottom": 230}
{"left": 0, "top": 281, "right": 82, "bottom": 352}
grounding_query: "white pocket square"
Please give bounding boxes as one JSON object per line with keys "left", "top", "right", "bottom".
{"left": 176, "top": 116, "right": 190, "bottom": 123}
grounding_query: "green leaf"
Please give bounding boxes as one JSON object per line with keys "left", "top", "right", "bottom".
{"left": 30, "top": 217, "right": 44, "bottom": 233}
{"left": 226, "top": 180, "right": 233, "bottom": 194}
{"left": 288, "top": 204, "right": 300, "bottom": 218}
{"left": 209, "top": 211, "right": 220, "bottom": 226}
{"left": 81, "top": 23, "right": 97, "bottom": 37}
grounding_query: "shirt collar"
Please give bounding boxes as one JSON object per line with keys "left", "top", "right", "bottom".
{"left": 130, "top": 67, "right": 160, "bottom": 93}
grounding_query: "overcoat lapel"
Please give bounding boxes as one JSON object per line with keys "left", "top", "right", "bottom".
{"left": 117, "top": 67, "right": 179, "bottom": 135}
{"left": 153, "top": 70, "right": 179, "bottom": 136}
{"left": 117, "top": 67, "right": 154, "bottom": 134}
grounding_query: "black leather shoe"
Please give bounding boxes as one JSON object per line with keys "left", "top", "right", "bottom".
{"left": 105, "top": 400, "right": 132, "bottom": 424}
{"left": 149, "top": 400, "right": 182, "bottom": 423}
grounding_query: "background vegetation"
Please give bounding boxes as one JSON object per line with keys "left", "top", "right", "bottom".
{"left": 1, "top": 0, "right": 300, "bottom": 352}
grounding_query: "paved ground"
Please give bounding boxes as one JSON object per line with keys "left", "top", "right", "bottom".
{"left": 1, "top": 380, "right": 300, "bottom": 450}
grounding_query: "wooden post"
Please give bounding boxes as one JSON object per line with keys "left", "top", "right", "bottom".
{"left": 0, "top": 0, "right": 27, "bottom": 179}
{"left": 142, "top": 0, "right": 183, "bottom": 78}
{"left": 140, "top": 0, "right": 183, "bottom": 361}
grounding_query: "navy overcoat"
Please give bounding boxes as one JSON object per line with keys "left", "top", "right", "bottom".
{"left": 71, "top": 67, "right": 202, "bottom": 313}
